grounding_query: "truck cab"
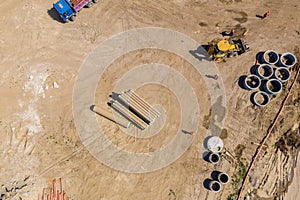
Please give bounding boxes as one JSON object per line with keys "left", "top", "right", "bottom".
{"left": 53, "top": 0, "right": 76, "bottom": 22}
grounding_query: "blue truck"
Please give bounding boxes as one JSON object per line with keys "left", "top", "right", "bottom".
{"left": 53, "top": 0, "right": 99, "bottom": 22}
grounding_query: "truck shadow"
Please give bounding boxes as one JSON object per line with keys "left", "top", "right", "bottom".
{"left": 47, "top": 8, "right": 65, "bottom": 23}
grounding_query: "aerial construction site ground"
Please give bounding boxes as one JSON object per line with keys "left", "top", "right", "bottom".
{"left": 0, "top": 0, "right": 300, "bottom": 199}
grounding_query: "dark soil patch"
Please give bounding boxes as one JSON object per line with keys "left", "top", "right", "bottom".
{"left": 234, "top": 144, "right": 246, "bottom": 160}
{"left": 199, "top": 21, "right": 208, "bottom": 27}
{"left": 226, "top": 9, "right": 248, "bottom": 23}
{"left": 220, "top": 128, "right": 228, "bottom": 139}
{"left": 203, "top": 109, "right": 212, "bottom": 129}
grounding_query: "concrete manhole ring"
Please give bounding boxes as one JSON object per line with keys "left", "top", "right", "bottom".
{"left": 72, "top": 27, "right": 227, "bottom": 173}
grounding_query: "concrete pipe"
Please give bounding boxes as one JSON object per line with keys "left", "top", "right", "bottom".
{"left": 206, "top": 136, "right": 224, "bottom": 153}
{"left": 126, "top": 90, "right": 160, "bottom": 117}
{"left": 244, "top": 74, "right": 261, "bottom": 90}
{"left": 256, "top": 64, "right": 274, "bottom": 80}
{"left": 264, "top": 78, "right": 282, "bottom": 94}
{"left": 92, "top": 105, "right": 131, "bottom": 128}
{"left": 111, "top": 101, "right": 148, "bottom": 130}
{"left": 252, "top": 91, "right": 270, "bottom": 107}
{"left": 120, "top": 93, "right": 157, "bottom": 122}
{"left": 279, "top": 52, "right": 297, "bottom": 68}
{"left": 208, "top": 152, "right": 221, "bottom": 165}
{"left": 218, "top": 172, "right": 230, "bottom": 185}
{"left": 124, "top": 91, "right": 158, "bottom": 119}
{"left": 122, "top": 93, "right": 158, "bottom": 121}
{"left": 128, "top": 93, "right": 160, "bottom": 118}
{"left": 274, "top": 67, "right": 291, "bottom": 82}
{"left": 118, "top": 94, "right": 153, "bottom": 125}
{"left": 209, "top": 181, "right": 222, "bottom": 193}
{"left": 262, "top": 50, "right": 279, "bottom": 65}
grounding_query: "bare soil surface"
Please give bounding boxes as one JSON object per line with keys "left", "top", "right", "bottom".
{"left": 0, "top": 0, "right": 299, "bottom": 200}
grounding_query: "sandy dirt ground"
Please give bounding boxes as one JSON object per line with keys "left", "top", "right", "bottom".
{"left": 0, "top": 0, "right": 300, "bottom": 199}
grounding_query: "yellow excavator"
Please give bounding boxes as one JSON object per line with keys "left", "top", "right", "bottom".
{"left": 207, "top": 38, "right": 249, "bottom": 62}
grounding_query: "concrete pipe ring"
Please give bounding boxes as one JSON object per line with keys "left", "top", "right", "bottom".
{"left": 252, "top": 91, "right": 270, "bottom": 107}
{"left": 206, "top": 136, "right": 224, "bottom": 153}
{"left": 256, "top": 64, "right": 273, "bottom": 80}
{"left": 208, "top": 152, "right": 221, "bottom": 165}
{"left": 209, "top": 181, "right": 222, "bottom": 193}
{"left": 264, "top": 78, "right": 282, "bottom": 94}
{"left": 274, "top": 67, "right": 291, "bottom": 82}
{"left": 279, "top": 52, "right": 297, "bottom": 68}
{"left": 262, "top": 50, "right": 279, "bottom": 65}
{"left": 244, "top": 74, "right": 261, "bottom": 90}
{"left": 218, "top": 172, "right": 230, "bottom": 184}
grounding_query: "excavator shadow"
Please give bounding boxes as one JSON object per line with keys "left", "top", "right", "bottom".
{"left": 189, "top": 45, "right": 211, "bottom": 62}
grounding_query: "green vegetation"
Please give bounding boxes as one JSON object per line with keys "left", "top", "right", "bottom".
{"left": 227, "top": 160, "right": 248, "bottom": 200}
{"left": 282, "top": 83, "right": 286, "bottom": 91}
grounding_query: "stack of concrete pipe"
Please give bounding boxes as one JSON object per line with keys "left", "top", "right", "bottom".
{"left": 110, "top": 100, "right": 149, "bottom": 130}
{"left": 206, "top": 136, "right": 223, "bottom": 165}
{"left": 243, "top": 50, "right": 297, "bottom": 107}
{"left": 121, "top": 90, "right": 160, "bottom": 125}
{"left": 110, "top": 90, "right": 160, "bottom": 130}
{"left": 203, "top": 133, "right": 227, "bottom": 193}
{"left": 207, "top": 171, "right": 230, "bottom": 193}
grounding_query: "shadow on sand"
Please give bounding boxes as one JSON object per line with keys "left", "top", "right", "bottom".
{"left": 189, "top": 45, "right": 211, "bottom": 61}
{"left": 47, "top": 7, "right": 65, "bottom": 23}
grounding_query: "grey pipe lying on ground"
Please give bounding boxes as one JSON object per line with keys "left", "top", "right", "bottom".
{"left": 110, "top": 100, "right": 148, "bottom": 130}
{"left": 119, "top": 93, "right": 155, "bottom": 124}
{"left": 92, "top": 105, "right": 131, "bottom": 128}
{"left": 126, "top": 90, "right": 160, "bottom": 117}
{"left": 122, "top": 92, "right": 158, "bottom": 120}
{"left": 122, "top": 92, "right": 157, "bottom": 121}
{"left": 127, "top": 90, "right": 160, "bottom": 116}
{"left": 118, "top": 94, "right": 153, "bottom": 125}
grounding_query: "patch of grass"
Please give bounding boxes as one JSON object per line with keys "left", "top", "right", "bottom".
{"left": 234, "top": 144, "right": 245, "bottom": 160}
{"left": 227, "top": 160, "right": 248, "bottom": 200}
{"left": 282, "top": 83, "right": 286, "bottom": 91}
{"left": 227, "top": 193, "right": 237, "bottom": 200}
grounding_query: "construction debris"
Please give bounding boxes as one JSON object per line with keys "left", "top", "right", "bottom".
{"left": 53, "top": 82, "right": 59, "bottom": 89}
{"left": 0, "top": 176, "right": 29, "bottom": 200}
